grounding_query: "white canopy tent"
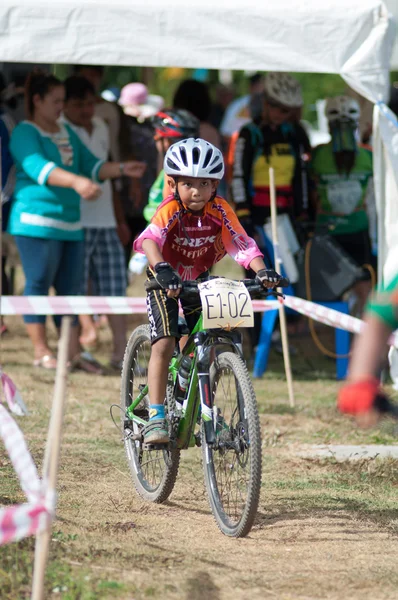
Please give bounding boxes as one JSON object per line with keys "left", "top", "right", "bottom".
{"left": 384, "top": 0, "right": 398, "bottom": 68}
{"left": 0, "top": 0, "right": 397, "bottom": 281}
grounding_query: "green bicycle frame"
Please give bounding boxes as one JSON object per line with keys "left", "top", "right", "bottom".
{"left": 126, "top": 313, "right": 206, "bottom": 449}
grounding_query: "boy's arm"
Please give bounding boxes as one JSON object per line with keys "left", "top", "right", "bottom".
{"left": 337, "top": 313, "right": 392, "bottom": 426}
{"left": 347, "top": 314, "right": 391, "bottom": 383}
{"left": 141, "top": 239, "right": 165, "bottom": 266}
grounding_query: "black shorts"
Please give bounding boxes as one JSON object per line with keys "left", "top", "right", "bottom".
{"left": 146, "top": 271, "right": 205, "bottom": 344}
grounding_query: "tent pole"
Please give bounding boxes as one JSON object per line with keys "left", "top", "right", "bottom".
{"left": 31, "top": 317, "right": 71, "bottom": 600}
{"left": 269, "top": 167, "right": 295, "bottom": 407}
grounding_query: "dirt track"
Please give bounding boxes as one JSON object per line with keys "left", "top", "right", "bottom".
{"left": 2, "top": 317, "right": 398, "bottom": 599}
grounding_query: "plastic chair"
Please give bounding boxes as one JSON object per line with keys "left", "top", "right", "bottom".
{"left": 252, "top": 226, "right": 350, "bottom": 380}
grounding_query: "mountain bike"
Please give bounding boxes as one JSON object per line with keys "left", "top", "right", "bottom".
{"left": 119, "top": 276, "right": 289, "bottom": 537}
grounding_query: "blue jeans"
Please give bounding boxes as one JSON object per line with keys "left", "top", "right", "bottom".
{"left": 15, "top": 235, "right": 84, "bottom": 326}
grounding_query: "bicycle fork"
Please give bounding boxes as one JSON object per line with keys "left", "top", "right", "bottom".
{"left": 194, "top": 332, "right": 215, "bottom": 445}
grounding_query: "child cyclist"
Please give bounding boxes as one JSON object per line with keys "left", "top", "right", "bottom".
{"left": 133, "top": 138, "right": 283, "bottom": 444}
{"left": 338, "top": 273, "right": 398, "bottom": 426}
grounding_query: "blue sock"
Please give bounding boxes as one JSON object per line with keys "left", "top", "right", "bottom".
{"left": 149, "top": 404, "right": 165, "bottom": 420}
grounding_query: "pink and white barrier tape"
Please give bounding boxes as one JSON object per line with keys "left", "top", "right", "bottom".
{"left": 0, "top": 403, "right": 54, "bottom": 545}
{"left": 0, "top": 370, "right": 28, "bottom": 416}
{"left": 1, "top": 296, "right": 147, "bottom": 316}
{"left": 1, "top": 295, "right": 280, "bottom": 315}
{"left": 283, "top": 296, "right": 364, "bottom": 335}
{"left": 1, "top": 294, "right": 397, "bottom": 345}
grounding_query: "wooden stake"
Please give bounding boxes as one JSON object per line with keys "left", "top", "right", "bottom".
{"left": 268, "top": 168, "right": 295, "bottom": 408}
{"left": 31, "top": 317, "right": 72, "bottom": 600}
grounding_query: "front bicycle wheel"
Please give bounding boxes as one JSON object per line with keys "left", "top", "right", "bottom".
{"left": 202, "top": 351, "right": 262, "bottom": 537}
{"left": 120, "top": 324, "right": 180, "bottom": 503}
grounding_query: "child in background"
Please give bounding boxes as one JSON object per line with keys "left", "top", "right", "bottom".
{"left": 128, "top": 109, "right": 199, "bottom": 276}
{"left": 133, "top": 138, "right": 283, "bottom": 443}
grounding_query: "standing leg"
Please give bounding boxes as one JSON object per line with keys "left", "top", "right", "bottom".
{"left": 92, "top": 229, "right": 128, "bottom": 367}
{"left": 14, "top": 236, "right": 61, "bottom": 367}
{"left": 53, "top": 239, "right": 85, "bottom": 362}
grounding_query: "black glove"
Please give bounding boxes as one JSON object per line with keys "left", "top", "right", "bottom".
{"left": 154, "top": 262, "right": 182, "bottom": 291}
{"left": 255, "top": 268, "right": 282, "bottom": 288}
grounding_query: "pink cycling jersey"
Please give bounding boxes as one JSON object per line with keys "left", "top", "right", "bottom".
{"left": 134, "top": 195, "right": 263, "bottom": 280}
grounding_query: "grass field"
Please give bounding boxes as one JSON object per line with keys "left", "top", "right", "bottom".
{"left": 1, "top": 260, "right": 398, "bottom": 599}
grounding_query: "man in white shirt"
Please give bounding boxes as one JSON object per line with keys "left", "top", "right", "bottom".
{"left": 63, "top": 75, "right": 129, "bottom": 370}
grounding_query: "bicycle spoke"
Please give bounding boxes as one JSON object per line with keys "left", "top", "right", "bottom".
{"left": 121, "top": 325, "right": 180, "bottom": 501}
{"left": 210, "top": 364, "right": 252, "bottom": 525}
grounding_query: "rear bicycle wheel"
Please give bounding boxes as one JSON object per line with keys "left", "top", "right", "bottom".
{"left": 202, "top": 351, "right": 262, "bottom": 537}
{"left": 120, "top": 324, "right": 180, "bottom": 503}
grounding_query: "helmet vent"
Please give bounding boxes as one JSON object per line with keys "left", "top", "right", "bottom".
{"left": 179, "top": 146, "right": 188, "bottom": 167}
{"left": 210, "top": 154, "right": 220, "bottom": 166}
{"left": 202, "top": 148, "right": 213, "bottom": 169}
{"left": 166, "top": 157, "right": 180, "bottom": 171}
{"left": 192, "top": 147, "right": 200, "bottom": 165}
{"left": 209, "top": 163, "right": 223, "bottom": 175}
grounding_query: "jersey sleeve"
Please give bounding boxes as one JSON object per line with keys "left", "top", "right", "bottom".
{"left": 133, "top": 197, "right": 178, "bottom": 254}
{"left": 214, "top": 199, "right": 263, "bottom": 269}
{"left": 10, "top": 123, "right": 57, "bottom": 185}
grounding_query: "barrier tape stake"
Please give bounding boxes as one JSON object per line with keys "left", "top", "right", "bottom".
{"left": 269, "top": 167, "right": 295, "bottom": 407}
{"left": 31, "top": 316, "right": 71, "bottom": 600}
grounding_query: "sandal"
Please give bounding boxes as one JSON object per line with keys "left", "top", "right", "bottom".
{"left": 33, "top": 354, "right": 57, "bottom": 370}
{"left": 70, "top": 351, "right": 105, "bottom": 375}
{"left": 79, "top": 333, "right": 99, "bottom": 353}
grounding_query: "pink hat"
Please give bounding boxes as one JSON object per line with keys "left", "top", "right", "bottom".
{"left": 119, "top": 82, "right": 148, "bottom": 107}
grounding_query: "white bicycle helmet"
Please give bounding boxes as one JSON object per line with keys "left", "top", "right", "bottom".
{"left": 264, "top": 72, "right": 303, "bottom": 108}
{"left": 164, "top": 138, "right": 225, "bottom": 180}
{"left": 325, "top": 96, "right": 360, "bottom": 124}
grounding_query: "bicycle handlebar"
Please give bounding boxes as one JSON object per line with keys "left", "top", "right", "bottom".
{"left": 145, "top": 275, "right": 290, "bottom": 298}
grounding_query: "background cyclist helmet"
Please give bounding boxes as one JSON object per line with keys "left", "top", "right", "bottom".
{"left": 152, "top": 109, "right": 199, "bottom": 140}
{"left": 325, "top": 95, "right": 360, "bottom": 153}
{"left": 264, "top": 72, "right": 303, "bottom": 108}
{"left": 164, "top": 138, "right": 225, "bottom": 180}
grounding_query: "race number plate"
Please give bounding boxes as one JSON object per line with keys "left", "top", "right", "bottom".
{"left": 198, "top": 278, "right": 254, "bottom": 330}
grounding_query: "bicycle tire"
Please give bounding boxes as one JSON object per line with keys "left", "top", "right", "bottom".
{"left": 120, "top": 324, "right": 180, "bottom": 503}
{"left": 202, "top": 351, "right": 262, "bottom": 537}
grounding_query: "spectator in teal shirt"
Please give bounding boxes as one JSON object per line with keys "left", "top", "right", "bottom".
{"left": 9, "top": 70, "right": 145, "bottom": 370}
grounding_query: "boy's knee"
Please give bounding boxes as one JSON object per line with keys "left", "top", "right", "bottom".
{"left": 152, "top": 336, "right": 176, "bottom": 360}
